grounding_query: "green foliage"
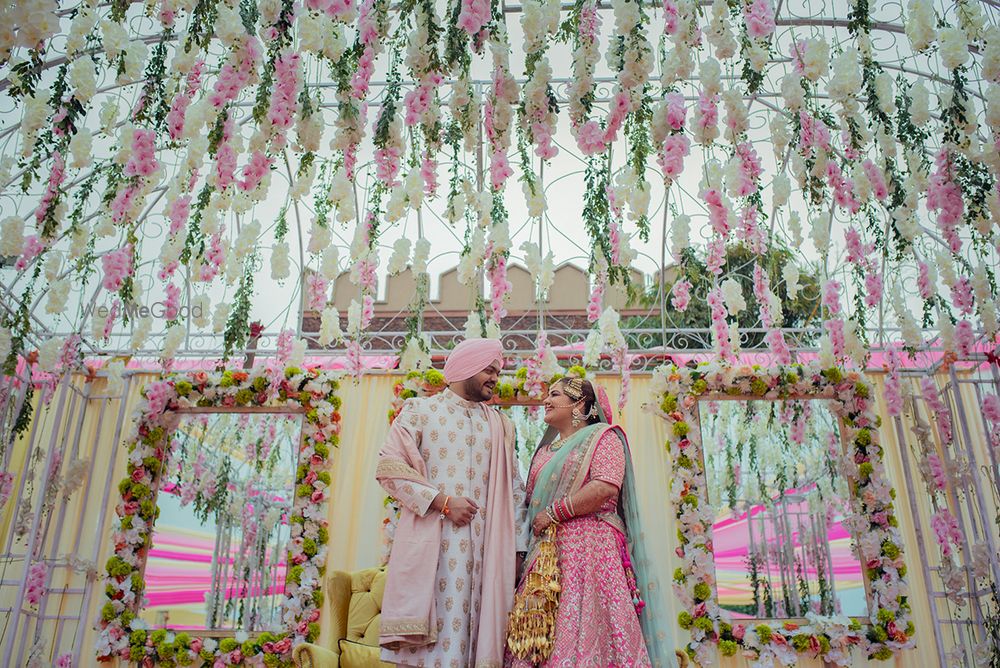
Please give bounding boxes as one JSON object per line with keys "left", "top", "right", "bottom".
{"left": 631, "top": 245, "right": 821, "bottom": 348}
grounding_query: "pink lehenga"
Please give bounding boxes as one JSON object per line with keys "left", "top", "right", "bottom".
{"left": 508, "top": 423, "right": 652, "bottom": 668}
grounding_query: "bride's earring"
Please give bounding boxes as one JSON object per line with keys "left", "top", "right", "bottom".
{"left": 571, "top": 406, "right": 584, "bottom": 427}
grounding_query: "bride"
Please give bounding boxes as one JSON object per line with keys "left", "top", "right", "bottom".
{"left": 506, "top": 375, "right": 672, "bottom": 666}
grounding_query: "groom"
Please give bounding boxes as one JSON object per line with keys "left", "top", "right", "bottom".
{"left": 376, "top": 338, "right": 529, "bottom": 668}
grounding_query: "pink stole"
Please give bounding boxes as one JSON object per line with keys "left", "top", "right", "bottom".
{"left": 377, "top": 403, "right": 517, "bottom": 668}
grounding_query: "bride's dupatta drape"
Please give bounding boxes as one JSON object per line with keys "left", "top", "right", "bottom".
{"left": 523, "top": 421, "right": 677, "bottom": 667}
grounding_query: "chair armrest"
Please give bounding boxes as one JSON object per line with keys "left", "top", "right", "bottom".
{"left": 326, "top": 570, "right": 354, "bottom": 644}
{"left": 292, "top": 642, "right": 340, "bottom": 668}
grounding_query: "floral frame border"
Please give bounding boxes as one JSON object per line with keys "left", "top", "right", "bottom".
{"left": 648, "top": 361, "right": 914, "bottom": 666}
{"left": 97, "top": 367, "right": 342, "bottom": 666}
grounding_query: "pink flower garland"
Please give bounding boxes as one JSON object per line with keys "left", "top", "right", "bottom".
{"left": 166, "top": 60, "right": 204, "bottom": 140}
{"left": 587, "top": 273, "right": 605, "bottom": 322}
{"left": 671, "top": 279, "right": 691, "bottom": 312}
{"left": 884, "top": 348, "right": 903, "bottom": 417}
{"left": 920, "top": 377, "right": 953, "bottom": 445}
{"left": 657, "top": 134, "right": 690, "bottom": 184}
{"left": 35, "top": 150, "right": 65, "bottom": 230}
{"left": 931, "top": 508, "right": 963, "bottom": 558}
{"left": 15, "top": 235, "right": 47, "bottom": 271}
{"left": 488, "top": 254, "right": 512, "bottom": 322}
{"left": 238, "top": 149, "right": 273, "bottom": 192}
{"left": 707, "top": 287, "right": 734, "bottom": 361}
{"left": 101, "top": 244, "right": 134, "bottom": 292}
{"left": 706, "top": 237, "right": 726, "bottom": 275}
{"left": 267, "top": 50, "right": 302, "bottom": 144}
{"left": 864, "top": 272, "right": 884, "bottom": 308}
{"left": 306, "top": 274, "right": 329, "bottom": 311}
{"left": 926, "top": 149, "right": 965, "bottom": 254}
{"left": 0, "top": 471, "right": 14, "bottom": 509}
{"left": 457, "top": 0, "right": 490, "bottom": 35}
{"left": 163, "top": 283, "right": 180, "bottom": 320}
{"left": 210, "top": 36, "right": 262, "bottom": 108}
{"left": 25, "top": 561, "right": 48, "bottom": 606}
{"left": 744, "top": 0, "right": 775, "bottom": 38}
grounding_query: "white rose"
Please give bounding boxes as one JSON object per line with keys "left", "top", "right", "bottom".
{"left": 290, "top": 161, "right": 316, "bottom": 201}
{"left": 69, "top": 128, "right": 93, "bottom": 169}
{"left": 321, "top": 245, "right": 340, "bottom": 280}
{"left": 271, "top": 241, "right": 290, "bottom": 280}
{"left": 161, "top": 323, "right": 185, "bottom": 360}
{"left": 939, "top": 27, "right": 969, "bottom": 70}
{"left": 69, "top": 224, "right": 89, "bottom": 260}
{"left": 412, "top": 238, "right": 430, "bottom": 274}
{"left": 384, "top": 186, "right": 407, "bottom": 223}
{"left": 671, "top": 214, "right": 691, "bottom": 259}
{"left": 583, "top": 329, "right": 604, "bottom": 367}
{"left": 307, "top": 220, "right": 332, "bottom": 255}
{"left": 772, "top": 172, "right": 790, "bottom": 208}
{"left": 828, "top": 48, "right": 862, "bottom": 102}
{"left": 288, "top": 338, "right": 307, "bottom": 367}
{"left": 191, "top": 293, "right": 210, "bottom": 328}
{"left": 68, "top": 56, "right": 97, "bottom": 103}
{"left": 781, "top": 73, "right": 805, "bottom": 110}
{"left": 700, "top": 58, "right": 722, "bottom": 97}
{"left": 318, "top": 306, "right": 343, "bottom": 346}
{"left": 404, "top": 167, "right": 423, "bottom": 209}
{"left": 100, "top": 19, "right": 128, "bottom": 60}
{"left": 782, "top": 263, "right": 800, "bottom": 299}
{"left": 105, "top": 360, "right": 126, "bottom": 397}
{"left": 905, "top": 0, "right": 936, "bottom": 52}
{"left": 800, "top": 38, "right": 829, "bottom": 81}
{"left": 38, "top": 337, "right": 62, "bottom": 371}
{"left": 387, "top": 238, "right": 411, "bottom": 275}
{"left": 1, "top": 216, "right": 24, "bottom": 256}
{"left": 46, "top": 278, "right": 70, "bottom": 314}
{"left": 346, "top": 299, "right": 362, "bottom": 336}
{"left": 0, "top": 326, "right": 10, "bottom": 363}
{"left": 121, "top": 41, "right": 147, "bottom": 83}
{"left": 721, "top": 277, "right": 746, "bottom": 314}
{"left": 66, "top": 8, "right": 96, "bottom": 55}
{"left": 811, "top": 215, "right": 830, "bottom": 253}
{"left": 489, "top": 221, "right": 511, "bottom": 255}
{"left": 874, "top": 71, "right": 895, "bottom": 115}
{"left": 234, "top": 219, "right": 260, "bottom": 259}
{"left": 938, "top": 310, "right": 955, "bottom": 351}
{"left": 909, "top": 82, "right": 930, "bottom": 126}
{"left": 984, "top": 27, "right": 1000, "bottom": 82}
{"left": 523, "top": 180, "right": 546, "bottom": 218}
{"left": 212, "top": 303, "right": 231, "bottom": 334}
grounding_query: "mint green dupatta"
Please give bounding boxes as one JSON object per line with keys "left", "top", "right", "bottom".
{"left": 523, "top": 422, "right": 677, "bottom": 667}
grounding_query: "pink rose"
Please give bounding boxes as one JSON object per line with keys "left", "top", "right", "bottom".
{"left": 230, "top": 649, "right": 243, "bottom": 663}
{"left": 733, "top": 624, "right": 746, "bottom": 641}
{"left": 190, "top": 638, "right": 203, "bottom": 653}
{"left": 272, "top": 638, "right": 292, "bottom": 653}
{"left": 123, "top": 501, "right": 140, "bottom": 515}
{"left": 131, "top": 468, "right": 145, "bottom": 483}
{"left": 308, "top": 608, "right": 321, "bottom": 622}
{"left": 304, "top": 471, "right": 317, "bottom": 485}
{"left": 310, "top": 490, "right": 324, "bottom": 503}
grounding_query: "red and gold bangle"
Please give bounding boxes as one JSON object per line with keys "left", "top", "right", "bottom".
{"left": 441, "top": 495, "right": 451, "bottom": 517}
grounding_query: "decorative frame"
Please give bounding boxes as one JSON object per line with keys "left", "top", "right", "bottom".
{"left": 647, "top": 361, "right": 914, "bottom": 666}
{"left": 97, "top": 367, "right": 342, "bottom": 666}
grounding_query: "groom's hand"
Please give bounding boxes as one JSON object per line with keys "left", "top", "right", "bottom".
{"left": 448, "top": 497, "right": 480, "bottom": 526}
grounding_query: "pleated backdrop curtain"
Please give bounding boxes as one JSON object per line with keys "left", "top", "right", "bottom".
{"left": 0, "top": 371, "right": 992, "bottom": 666}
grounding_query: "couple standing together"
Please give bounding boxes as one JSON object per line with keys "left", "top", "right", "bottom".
{"left": 376, "top": 338, "right": 671, "bottom": 668}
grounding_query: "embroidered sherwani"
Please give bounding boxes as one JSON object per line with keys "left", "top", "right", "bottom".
{"left": 377, "top": 389, "right": 530, "bottom": 668}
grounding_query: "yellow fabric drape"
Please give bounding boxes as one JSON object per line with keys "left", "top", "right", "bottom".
{"left": 0, "top": 371, "right": 990, "bottom": 667}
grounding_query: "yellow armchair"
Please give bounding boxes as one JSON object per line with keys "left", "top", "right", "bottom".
{"left": 292, "top": 568, "right": 393, "bottom": 668}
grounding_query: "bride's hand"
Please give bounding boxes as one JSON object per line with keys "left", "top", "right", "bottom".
{"left": 531, "top": 513, "right": 552, "bottom": 536}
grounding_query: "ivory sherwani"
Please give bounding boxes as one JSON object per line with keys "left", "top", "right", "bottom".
{"left": 376, "top": 389, "right": 529, "bottom": 668}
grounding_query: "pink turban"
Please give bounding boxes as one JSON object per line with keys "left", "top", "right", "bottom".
{"left": 443, "top": 338, "right": 504, "bottom": 383}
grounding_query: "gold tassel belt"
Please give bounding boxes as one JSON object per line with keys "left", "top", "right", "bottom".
{"left": 506, "top": 524, "right": 561, "bottom": 664}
